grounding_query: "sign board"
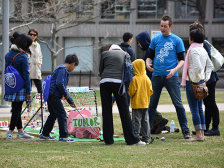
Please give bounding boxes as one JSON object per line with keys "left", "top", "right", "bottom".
{"left": 151, "top": 30, "right": 162, "bottom": 40}
{"left": 72, "top": 117, "right": 101, "bottom": 127}
{"left": 68, "top": 87, "right": 89, "bottom": 92}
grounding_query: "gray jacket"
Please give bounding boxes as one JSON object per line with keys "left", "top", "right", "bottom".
{"left": 99, "top": 49, "right": 131, "bottom": 80}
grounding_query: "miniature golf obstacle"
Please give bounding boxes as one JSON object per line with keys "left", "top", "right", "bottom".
{"left": 67, "top": 109, "right": 101, "bottom": 139}
{"left": 66, "top": 87, "right": 99, "bottom": 116}
{"left": 0, "top": 121, "right": 9, "bottom": 127}
{"left": 22, "top": 93, "right": 45, "bottom": 131}
{"left": 65, "top": 87, "right": 101, "bottom": 140}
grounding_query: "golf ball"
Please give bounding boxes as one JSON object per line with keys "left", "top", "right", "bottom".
{"left": 160, "top": 137, "right": 165, "bottom": 141}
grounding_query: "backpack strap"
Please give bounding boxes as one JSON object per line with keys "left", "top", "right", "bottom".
{"left": 10, "top": 52, "right": 23, "bottom": 65}
{"left": 118, "top": 52, "right": 127, "bottom": 96}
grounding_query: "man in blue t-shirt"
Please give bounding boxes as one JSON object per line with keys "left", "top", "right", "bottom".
{"left": 146, "top": 15, "right": 191, "bottom": 139}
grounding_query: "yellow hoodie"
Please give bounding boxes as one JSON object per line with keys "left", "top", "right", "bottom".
{"left": 128, "top": 59, "right": 153, "bottom": 109}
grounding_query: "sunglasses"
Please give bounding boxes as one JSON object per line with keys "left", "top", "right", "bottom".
{"left": 29, "top": 33, "right": 37, "bottom": 36}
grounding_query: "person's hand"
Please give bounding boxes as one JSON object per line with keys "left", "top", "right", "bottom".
{"left": 166, "top": 68, "right": 177, "bottom": 79}
{"left": 65, "top": 95, "right": 69, "bottom": 100}
{"left": 27, "top": 95, "right": 31, "bottom": 100}
{"left": 146, "top": 63, "right": 154, "bottom": 72}
{"left": 70, "top": 103, "right": 76, "bottom": 108}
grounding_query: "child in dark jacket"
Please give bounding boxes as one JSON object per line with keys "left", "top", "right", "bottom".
{"left": 128, "top": 59, "right": 153, "bottom": 144}
{"left": 39, "top": 54, "right": 79, "bottom": 142}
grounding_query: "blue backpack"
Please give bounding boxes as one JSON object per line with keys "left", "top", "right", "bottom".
{"left": 118, "top": 52, "right": 134, "bottom": 95}
{"left": 5, "top": 52, "right": 25, "bottom": 95}
{"left": 124, "top": 54, "right": 134, "bottom": 83}
{"left": 42, "top": 75, "right": 52, "bottom": 102}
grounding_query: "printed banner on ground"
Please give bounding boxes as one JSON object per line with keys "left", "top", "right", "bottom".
{"left": 72, "top": 117, "right": 101, "bottom": 127}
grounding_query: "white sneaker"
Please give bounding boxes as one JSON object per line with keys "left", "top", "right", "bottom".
{"left": 135, "top": 140, "right": 146, "bottom": 146}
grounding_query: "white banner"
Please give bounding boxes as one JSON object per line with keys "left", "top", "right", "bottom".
{"left": 68, "top": 87, "right": 89, "bottom": 92}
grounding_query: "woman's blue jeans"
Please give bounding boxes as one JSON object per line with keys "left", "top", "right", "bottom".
{"left": 148, "top": 76, "right": 189, "bottom": 134}
{"left": 186, "top": 80, "right": 206, "bottom": 130}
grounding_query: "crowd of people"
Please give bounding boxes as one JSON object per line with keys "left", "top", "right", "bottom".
{"left": 4, "top": 15, "right": 220, "bottom": 145}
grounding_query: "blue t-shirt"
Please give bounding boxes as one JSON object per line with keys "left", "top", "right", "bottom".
{"left": 149, "top": 34, "right": 185, "bottom": 76}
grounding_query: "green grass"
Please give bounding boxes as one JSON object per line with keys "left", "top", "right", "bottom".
{"left": 95, "top": 89, "right": 224, "bottom": 106}
{"left": 0, "top": 111, "right": 224, "bottom": 168}
{"left": 0, "top": 90, "right": 224, "bottom": 167}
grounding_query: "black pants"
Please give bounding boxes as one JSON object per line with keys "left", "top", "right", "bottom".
{"left": 42, "top": 94, "right": 68, "bottom": 138}
{"left": 203, "top": 81, "right": 220, "bottom": 130}
{"left": 31, "top": 79, "right": 42, "bottom": 93}
{"left": 100, "top": 82, "right": 139, "bottom": 145}
{"left": 10, "top": 101, "right": 23, "bottom": 131}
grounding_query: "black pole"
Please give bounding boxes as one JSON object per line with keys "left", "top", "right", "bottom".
{"left": 40, "top": 92, "right": 43, "bottom": 133}
{"left": 79, "top": 70, "right": 81, "bottom": 87}
{"left": 89, "top": 70, "right": 92, "bottom": 88}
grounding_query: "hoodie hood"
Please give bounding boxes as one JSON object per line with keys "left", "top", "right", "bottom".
{"left": 132, "top": 59, "right": 146, "bottom": 76}
{"left": 109, "top": 44, "right": 122, "bottom": 51}
{"left": 10, "top": 44, "right": 30, "bottom": 58}
{"left": 136, "top": 31, "right": 151, "bottom": 51}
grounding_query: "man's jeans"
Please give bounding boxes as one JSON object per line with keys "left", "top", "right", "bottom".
{"left": 148, "top": 76, "right": 189, "bottom": 133}
{"left": 186, "top": 80, "right": 206, "bottom": 130}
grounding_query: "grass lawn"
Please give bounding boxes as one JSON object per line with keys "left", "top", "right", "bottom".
{"left": 0, "top": 90, "right": 223, "bottom": 167}
{"left": 0, "top": 111, "right": 224, "bottom": 167}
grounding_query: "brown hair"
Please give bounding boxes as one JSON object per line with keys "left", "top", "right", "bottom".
{"left": 161, "top": 15, "right": 173, "bottom": 27}
{"left": 28, "top": 28, "right": 39, "bottom": 41}
{"left": 189, "top": 21, "right": 204, "bottom": 32}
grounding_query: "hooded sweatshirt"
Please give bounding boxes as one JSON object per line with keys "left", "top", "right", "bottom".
{"left": 136, "top": 31, "right": 151, "bottom": 51}
{"left": 128, "top": 59, "right": 153, "bottom": 109}
{"left": 49, "top": 64, "right": 74, "bottom": 104}
{"left": 136, "top": 31, "right": 152, "bottom": 78}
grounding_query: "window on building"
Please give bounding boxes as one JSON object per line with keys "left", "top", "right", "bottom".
{"left": 65, "top": 37, "right": 93, "bottom": 72}
{"left": 0, "top": 37, "right": 2, "bottom": 71}
{"left": 0, "top": 0, "right": 21, "bottom": 18}
{"left": 28, "top": 0, "right": 46, "bottom": 18}
{"left": 214, "top": 0, "right": 224, "bottom": 18}
{"left": 38, "top": 38, "right": 52, "bottom": 71}
{"left": 138, "top": 0, "right": 167, "bottom": 19}
{"left": 101, "top": 0, "right": 130, "bottom": 19}
{"left": 213, "top": 38, "right": 224, "bottom": 71}
{"left": 100, "top": 37, "right": 122, "bottom": 52}
{"left": 64, "top": 0, "right": 94, "bottom": 19}
{"left": 175, "top": 0, "right": 199, "bottom": 19}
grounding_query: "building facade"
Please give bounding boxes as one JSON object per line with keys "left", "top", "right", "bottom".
{"left": 0, "top": 0, "right": 224, "bottom": 87}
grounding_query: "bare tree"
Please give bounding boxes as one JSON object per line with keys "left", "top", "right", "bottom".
{"left": 1, "top": 0, "right": 124, "bottom": 72}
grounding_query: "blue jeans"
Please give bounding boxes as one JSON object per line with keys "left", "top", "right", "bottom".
{"left": 186, "top": 80, "right": 206, "bottom": 130}
{"left": 148, "top": 76, "right": 189, "bottom": 133}
{"left": 42, "top": 94, "right": 68, "bottom": 138}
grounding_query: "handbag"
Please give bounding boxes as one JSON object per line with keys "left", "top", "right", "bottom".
{"left": 205, "top": 40, "right": 224, "bottom": 72}
{"left": 191, "top": 82, "right": 208, "bottom": 100}
{"left": 187, "top": 62, "right": 209, "bottom": 100}
{"left": 5, "top": 52, "right": 25, "bottom": 94}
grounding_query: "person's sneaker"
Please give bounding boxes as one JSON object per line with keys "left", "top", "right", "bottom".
{"left": 6, "top": 132, "right": 13, "bottom": 140}
{"left": 17, "top": 132, "right": 34, "bottom": 139}
{"left": 183, "top": 131, "right": 192, "bottom": 139}
{"left": 39, "top": 134, "right": 56, "bottom": 140}
{"left": 204, "top": 129, "right": 220, "bottom": 136}
{"left": 59, "top": 137, "right": 75, "bottom": 142}
{"left": 135, "top": 140, "right": 146, "bottom": 146}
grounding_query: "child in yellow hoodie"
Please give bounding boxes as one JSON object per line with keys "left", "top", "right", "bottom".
{"left": 128, "top": 59, "right": 153, "bottom": 144}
